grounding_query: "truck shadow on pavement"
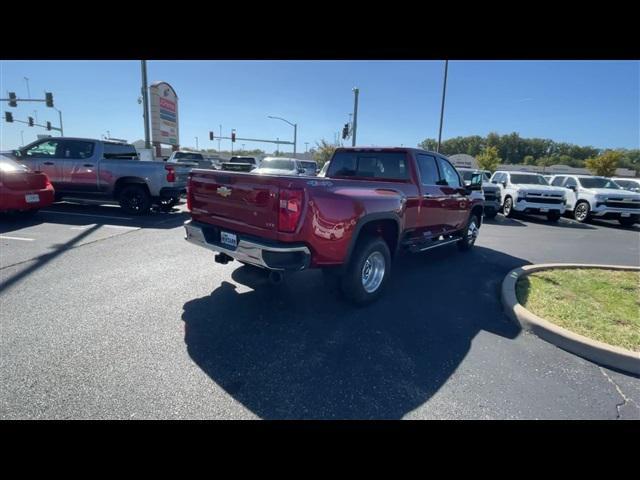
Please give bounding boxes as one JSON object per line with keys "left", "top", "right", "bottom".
{"left": 181, "top": 245, "right": 527, "bottom": 419}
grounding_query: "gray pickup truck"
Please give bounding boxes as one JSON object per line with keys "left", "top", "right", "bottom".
{"left": 9, "top": 137, "right": 189, "bottom": 214}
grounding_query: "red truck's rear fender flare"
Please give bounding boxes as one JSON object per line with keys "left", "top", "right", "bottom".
{"left": 344, "top": 213, "right": 402, "bottom": 265}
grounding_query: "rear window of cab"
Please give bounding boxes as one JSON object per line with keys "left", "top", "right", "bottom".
{"left": 327, "top": 151, "right": 410, "bottom": 180}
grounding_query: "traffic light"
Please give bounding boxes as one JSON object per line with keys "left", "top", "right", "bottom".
{"left": 342, "top": 123, "right": 349, "bottom": 140}
{"left": 231, "top": 131, "right": 236, "bottom": 142}
{"left": 5, "top": 111, "right": 13, "bottom": 122}
{"left": 45, "top": 92, "right": 54, "bottom": 107}
{"left": 209, "top": 131, "right": 214, "bottom": 141}
{"left": 8, "top": 92, "right": 17, "bottom": 107}
{"left": 28, "top": 116, "right": 34, "bottom": 127}
{"left": 46, "top": 121, "right": 52, "bottom": 131}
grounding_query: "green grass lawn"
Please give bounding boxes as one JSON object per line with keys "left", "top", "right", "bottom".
{"left": 516, "top": 268, "right": 640, "bottom": 352}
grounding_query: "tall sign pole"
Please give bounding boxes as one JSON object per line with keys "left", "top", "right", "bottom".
{"left": 437, "top": 60, "right": 449, "bottom": 153}
{"left": 141, "top": 60, "right": 151, "bottom": 150}
{"left": 351, "top": 88, "right": 359, "bottom": 147}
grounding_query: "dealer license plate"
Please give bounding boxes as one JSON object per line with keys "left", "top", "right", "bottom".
{"left": 25, "top": 194, "right": 40, "bottom": 203}
{"left": 220, "top": 231, "right": 237, "bottom": 248}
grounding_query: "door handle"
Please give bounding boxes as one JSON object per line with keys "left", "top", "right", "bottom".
{"left": 43, "top": 161, "right": 55, "bottom": 165}
{"left": 83, "top": 164, "right": 94, "bottom": 167}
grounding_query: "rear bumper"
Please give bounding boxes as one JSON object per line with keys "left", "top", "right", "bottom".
{"left": 184, "top": 220, "right": 311, "bottom": 271}
{"left": 0, "top": 186, "right": 55, "bottom": 212}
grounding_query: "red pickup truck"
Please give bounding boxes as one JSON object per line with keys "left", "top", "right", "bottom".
{"left": 185, "top": 147, "right": 484, "bottom": 304}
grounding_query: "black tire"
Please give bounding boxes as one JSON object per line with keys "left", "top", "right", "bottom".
{"left": 158, "top": 197, "right": 178, "bottom": 212}
{"left": 458, "top": 213, "right": 480, "bottom": 251}
{"left": 502, "top": 196, "right": 514, "bottom": 218}
{"left": 573, "top": 201, "right": 590, "bottom": 223}
{"left": 619, "top": 217, "right": 638, "bottom": 227}
{"left": 547, "top": 211, "right": 561, "bottom": 222}
{"left": 484, "top": 210, "right": 497, "bottom": 220}
{"left": 118, "top": 185, "right": 151, "bottom": 215}
{"left": 340, "top": 236, "right": 391, "bottom": 306}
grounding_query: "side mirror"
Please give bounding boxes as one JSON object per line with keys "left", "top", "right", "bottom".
{"left": 467, "top": 173, "right": 483, "bottom": 191}
{"left": 297, "top": 168, "right": 305, "bottom": 174}
{"left": 12, "top": 149, "right": 22, "bottom": 157}
{"left": 501, "top": 181, "right": 507, "bottom": 188}
{"left": 568, "top": 185, "right": 577, "bottom": 191}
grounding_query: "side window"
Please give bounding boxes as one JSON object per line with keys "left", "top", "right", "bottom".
{"left": 436, "top": 157, "right": 461, "bottom": 188}
{"left": 564, "top": 177, "right": 577, "bottom": 188}
{"left": 25, "top": 140, "right": 61, "bottom": 158}
{"left": 415, "top": 154, "right": 440, "bottom": 185}
{"left": 61, "top": 141, "right": 95, "bottom": 160}
{"left": 492, "top": 173, "right": 502, "bottom": 184}
{"left": 551, "top": 176, "right": 565, "bottom": 187}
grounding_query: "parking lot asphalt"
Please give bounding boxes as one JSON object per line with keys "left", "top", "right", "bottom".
{"left": 1, "top": 203, "right": 638, "bottom": 419}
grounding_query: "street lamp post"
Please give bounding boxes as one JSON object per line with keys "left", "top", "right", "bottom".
{"left": 305, "top": 142, "right": 309, "bottom": 153}
{"left": 24, "top": 77, "right": 31, "bottom": 99}
{"left": 195, "top": 136, "right": 199, "bottom": 150}
{"left": 267, "top": 115, "right": 297, "bottom": 158}
{"left": 20, "top": 130, "right": 24, "bottom": 147}
{"left": 351, "top": 88, "right": 359, "bottom": 147}
{"left": 53, "top": 107, "right": 64, "bottom": 136}
{"left": 437, "top": 60, "right": 449, "bottom": 153}
{"left": 218, "top": 124, "right": 222, "bottom": 152}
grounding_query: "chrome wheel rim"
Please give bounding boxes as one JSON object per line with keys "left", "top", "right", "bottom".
{"left": 467, "top": 219, "right": 479, "bottom": 245}
{"left": 504, "top": 199, "right": 512, "bottom": 215}
{"left": 575, "top": 203, "right": 588, "bottom": 221}
{"left": 361, "top": 251, "right": 385, "bottom": 293}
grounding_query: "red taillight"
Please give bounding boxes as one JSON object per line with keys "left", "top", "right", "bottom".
{"left": 44, "top": 174, "right": 52, "bottom": 188}
{"left": 278, "top": 189, "right": 304, "bottom": 233}
{"left": 165, "top": 165, "right": 176, "bottom": 182}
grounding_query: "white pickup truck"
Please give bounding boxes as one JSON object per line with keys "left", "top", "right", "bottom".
{"left": 549, "top": 174, "right": 640, "bottom": 226}
{"left": 490, "top": 171, "right": 566, "bottom": 222}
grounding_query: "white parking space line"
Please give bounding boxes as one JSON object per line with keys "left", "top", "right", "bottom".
{"left": 41, "top": 211, "right": 133, "bottom": 221}
{"left": 69, "top": 224, "right": 139, "bottom": 231}
{"left": 0, "top": 235, "right": 35, "bottom": 242}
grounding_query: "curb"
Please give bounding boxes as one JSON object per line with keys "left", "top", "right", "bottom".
{"left": 501, "top": 263, "right": 640, "bottom": 375}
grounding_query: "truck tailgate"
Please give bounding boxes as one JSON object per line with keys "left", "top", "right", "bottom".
{"left": 189, "top": 170, "right": 283, "bottom": 239}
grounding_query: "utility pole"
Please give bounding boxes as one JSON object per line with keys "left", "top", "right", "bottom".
{"left": 305, "top": 142, "right": 309, "bottom": 153}
{"left": 218, "top": 124, "right": 222, "bottom": 152}
{"left": 437, "top": 60, "right": 449, "bottom": 153}
{"left": 140, "top": 60, "right": 151, "bottom": 150}
{"left": 195, "top": 137, "right": 199, "bottom": 150}
{"left": 33, "top": 110, "right": 38, "bottom": 124}
{"left": 352, "top": 87, "right": 359, "bottom": 147}
{"left": 20, "top": 130, "right": 24, "bottom": 147}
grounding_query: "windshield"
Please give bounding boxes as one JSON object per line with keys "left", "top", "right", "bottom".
{"left": 175, "top": 152, "right": 203, "bottom": 160}
{"left": 327, "top": 151, "right": 409, "bottom": 180}
{"left": 259, "top": 159, "right": 294, "bottom": 170}
{"left": 614, "top": 179, "right": 640, "bottom": 189}
{"left": 578, "top": 177, "right": 620, "bottom": 189}
{"left": 510, "top": 174, "right": 549, "bottom": 185}
{"left": 299, "top": 161, "right": 317, "bottom": 170}
{"left": 230, "top": 157, "right": 256, "bottom": 164}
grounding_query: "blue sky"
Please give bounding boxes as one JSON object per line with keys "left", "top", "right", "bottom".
{"left": 1, "top": 60, "right": 638, "bottom": 152}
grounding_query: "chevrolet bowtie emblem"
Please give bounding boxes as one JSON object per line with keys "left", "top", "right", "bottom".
{"left": 217, "top": 186, "right": 232, "bottom": 198}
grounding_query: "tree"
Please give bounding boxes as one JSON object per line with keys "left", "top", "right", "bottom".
{"left": 418, "top": 138, "right": 438, "bottom": 151}
{"left": 523, "top": 155, "right": 536, "bottom": 165}
{"left": 476, "top": 146, "right": 501, "bottom": 172}
{"left": 313, "top": 139, "right": 337, "bottom": 167}
{"left": 585, "top": 150, "right": 622, "bottom": 177}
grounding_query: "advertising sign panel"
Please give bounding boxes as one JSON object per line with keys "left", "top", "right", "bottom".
{"left": 150, "top": 81, "right": 179, "bottom": 146}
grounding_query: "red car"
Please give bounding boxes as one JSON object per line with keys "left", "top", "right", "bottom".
{"left": 185, "top": 147, "right": 484, "bottom": 304}
{"left": 0, "top": 155, "right": 55, "bottom": 215}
